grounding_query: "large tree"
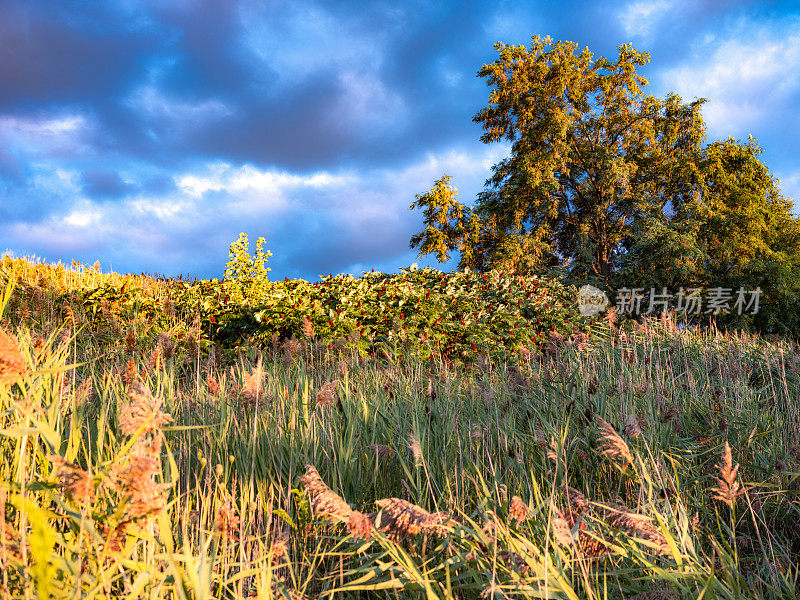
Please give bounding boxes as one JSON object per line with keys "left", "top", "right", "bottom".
{"left": 411, "top": 36, "right": 707, "bottom": 280}
{"left": 622, "top": 137, "right": 800, "bottom": 334}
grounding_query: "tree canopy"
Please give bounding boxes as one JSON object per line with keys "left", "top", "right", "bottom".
{"left": 410, "top": 36, "right": 799, "bottom": 334}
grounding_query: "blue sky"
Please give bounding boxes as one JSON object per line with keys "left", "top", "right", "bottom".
{"left": 1, "top": 0, "right": 798, "bottom": 281}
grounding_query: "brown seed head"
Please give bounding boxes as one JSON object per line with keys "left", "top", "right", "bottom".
{"left": 508, "top": 495, "right": 530, "bottom": 524}
{"left": 241, "top": 364, "right": 269, "bottom": 408}
{"left": 316, "top": 380, "right": 338, "bottom": 408}
{"left": 623, "top": 413, "right": 643, "bottom": 438}
{"left": 597, "top": 416, "right": 633, "bottom": 466}
{"left": 347, "top": 510, "right": 372, "bottom": 540}
{"left": 373, "top": 497, "right": 454, "bottom": 540}
{"left": 711, "top": 441, "right": 744, "bottom": 507}
{"left": 50, "top": 455, "right": 95, "bottom": 504}
{"left": 301, "top": 316, "right": 316, "bottom": 339}
{"left": 119, "top": 382, "right": 173, "bottom": 437}
{"left": 299, "top": 465, "right": 352, "bottom": 522}
{"left": 0, "top": 329, "right": 26, "bottom": 387}
{"left": 115, "top": 437, "right": 168, "bottom": 519}
{"left": 156, "top": 333, "right": 175, "bottom": 360}
{"left": 215, "top": 499, "right": 240, "bottom": 540}
{"left": 597, "top": 502, "right": 670, "bottom": 555}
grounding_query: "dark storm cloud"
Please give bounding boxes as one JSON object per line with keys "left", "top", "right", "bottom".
{"left": 80, "top": 169, "right": 133, "bottom": 198}
{"left": 0, "top": 2, "right": 158, "bottom": 109}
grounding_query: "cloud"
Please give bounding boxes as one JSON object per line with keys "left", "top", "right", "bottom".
{"left": 777, "top": 170, "right": 800, "bottom": 208}
{"left": 617, "top": 0, "right": 674, "bottom": 39}
{"left": 0, "top": 114, "right": 92, "bottom": 158}
{"left": 0, "top": 146, "right": 508, "bottom": 279}
{"left": 660, "top": 20, "right": 800, "bottom": 137}
{"left": 80, "top": 169, "right": 135, "bottom": 198}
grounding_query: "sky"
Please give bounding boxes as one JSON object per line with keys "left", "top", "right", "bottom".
{"left": 1, "top": 0, "right": 798, "bottom": 281}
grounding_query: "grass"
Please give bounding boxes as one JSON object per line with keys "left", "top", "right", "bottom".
{"left": 0, "top": 256, "right": 799, "bottom": 599}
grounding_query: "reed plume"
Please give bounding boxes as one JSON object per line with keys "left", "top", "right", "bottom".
{"left": 301, "top": 316, "right": 316, "bottom": 338}
{"left": 596, "top": 502, "right": 670, "bottom": 555}
{"left": 241, "top": 360, "right": 269, "bottom": 408}
{"left": 115, "top": 437, "right": 169, "bottom": 519}
{"left": 597, "top": 416, "right": 633, "bottom": 467}
{"left": 0, "top": 329, "right": 26, "bottom": 387}
{"left": 508, "top": 495, "right": 530, "bottom": 524}
{"left": 373, "top": 498, "right": 453, "bottom": 540}
{"left": 50, "top": 456, "right": 95, "bottom": 504}
{"left": 119, "top": 381, "right": 173, "bottom": 437}
{"left": 299, "top": 465, "right": 371, "bottom": 539}
{"left": 316, "top": 380, "right": 338, "bottom": 408}
{"left": 711, "top": 441, "right": 744, "bottom": 507}
{"left": 299, "top": 465, "right": 352, "bottom": 522}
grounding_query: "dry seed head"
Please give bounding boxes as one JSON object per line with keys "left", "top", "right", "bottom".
{"left": 215, "top": 499, "right": 240, "bottom": 540}
{"left": 124, "top": 328, "right": 136, "bottom": 354}
{"left": 119, "top": 382, "right": 173, "bottom": 437}
{"left": 207, "top": 374, "right": 220, "bottom": 396}
{"left": 50, "top": 455, "right": 95, "bottom": 504}
{"left": 149, "top": 345, "right": 162, "bottom": 371}
{"left": 283, "top": 336, "right": 302, "bottom": 356}
{"left": 338, "top": 360, "right": 349, "bottom": 378}
{"left": 299, "top": 465, "right": 352, "bottom": 522}
{"left": 74, "top": 378, "right": 92, "bottom": 406}
{"left": 269, "top": 533, "right": 289, "bottom": 563}
{"left": 409, "top": 432, "right": 423, "bottom": 466}
{"left": 241, "top": 366, "right": 267, "bottom": 408}
{"left": 367, "top": 444, "right": 393, "bottom": 459}
{"left": 122, "top": 356, "right": 138, "bottom": 386}
{"left": 156, "top": 333, "right": 175, "bottom": 360}
{"left": 116, "top": 437, "right": 168, "bottom": 519}
{"left": 100, "top": 521, "right": 130, "bottom": 553}
{"left": 373, "top": 497, "right": 453, "bottom": 540}
{"left": 301, "top": 316, "right": 316, "bottom": 339}
{"left": 623, "top": 413, "right": 643, "bottom": 438}
{"left": 347, "top": 511, "right": 372, "bottom": 540}
{"left": 552, "top": 509, "right": 574, "bottom": 547}
{"left": 597, "top": 416, "right": 633, "bottom": 466}
{"left": 711, "top": 441, "right": 744, "bottom": 507}
{"left": 316, "top": 380, "right": 338, "bottom": 408}
{"left": 564, "top": 486, "right": 590, "bottom": 516}
{"left": 0, "top": 329, "right": 26, "bottom": 387}
{"left": 597, "top": 502, "right": 670, "bottom": 554}
{"left": 508, "top": 495, "right": 530, "bottom": 524}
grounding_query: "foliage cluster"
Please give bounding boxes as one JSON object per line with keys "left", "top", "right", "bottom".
{"left": 1, "top": 249, "right": 591, "bottom": 365}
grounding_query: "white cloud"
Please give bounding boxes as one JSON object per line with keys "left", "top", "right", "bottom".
{"left": 0, "top": 145, "right": 510, "bottom": 278}
{"left": 777, "top": 170, "right": 800, "bottom": 208}
{"left": 661, "top": 22, "right": 800, "bottom": 136}
{"left": 175, "top": 163, "right": 353, "bottom": 199}
{"left": 240, "top": 1, "right": 386, "bottom": 88}
{"left": 332, "top": 71, "right": 408, "bottom": 135}
{"left": 0, "top": 114, "right": 92, "bottom": 157}
{"left": 617, "top": 0, "right": 674, "bottom": 38}
{"left": 125, "top": 86, "right": 234, "bottom": 129}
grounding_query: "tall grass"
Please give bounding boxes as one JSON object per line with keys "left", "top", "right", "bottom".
{"left": 0, "top": 257, "right": 798, "bottom": 599}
